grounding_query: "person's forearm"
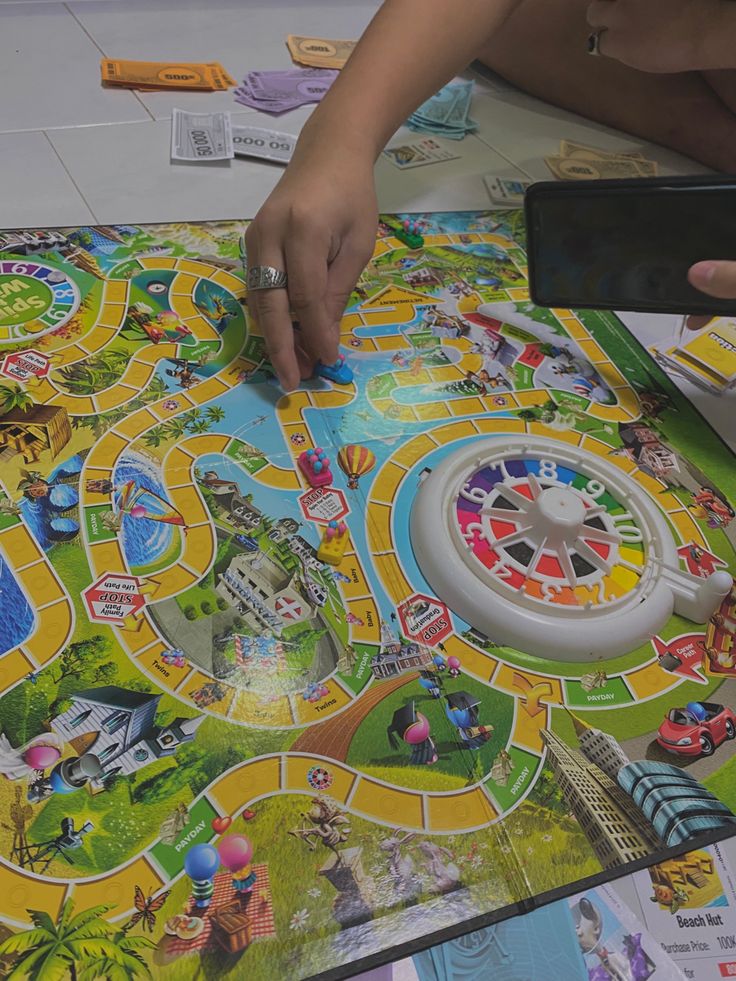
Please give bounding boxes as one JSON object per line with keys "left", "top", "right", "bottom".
{"left": 294, "top": 0, "right": 518, "bottom": 163}
{"left": 701, "top": 2, "right": 736, "bottom": 69}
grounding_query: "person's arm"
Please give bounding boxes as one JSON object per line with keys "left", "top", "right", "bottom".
{"left": 245, "top": 0, "right": 519, "bottom": 391}
{"left": 587, "top": 0, "right": 736, "bottom": 73}
{"left": 298, "top": 0, "right": 515, "bottom": 164}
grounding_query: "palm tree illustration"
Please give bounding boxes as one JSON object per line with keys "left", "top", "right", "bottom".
{"left": 204, "top": 405, "right": 226, "bottom": 425}
{"left": 142, "top": 426, "right": 167, "bottom": 448}
{"left": 0, "top": 900, "right": 152, "bottom": 980}
{"left": 161, "top": 417, "right": 189, "bottom": 441}
{"left": 78, "top": 932, "right": 154, "bottom": 981}
{"left": 0, "top": 383, "right": 34, "bottom": 415}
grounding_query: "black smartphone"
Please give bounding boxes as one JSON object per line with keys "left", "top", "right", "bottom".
{"left": 525, "top": 176, "right": 736, "bottom": 316}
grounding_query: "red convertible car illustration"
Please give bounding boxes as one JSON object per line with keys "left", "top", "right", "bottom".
{"left": 657, "top": 701, "right": 736, "bottom": 757}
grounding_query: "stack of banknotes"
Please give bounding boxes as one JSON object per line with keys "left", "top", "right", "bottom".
{"left": 234, "top": 68, "right": 337, "bottom": 114}
{"left": 286, "top": 34, "right": 356, "bottom": 70}
{"left": 545, "top": 140, "right": 659, "bottom": 180}
{"left": 101, "top": 59, "right": 235, "bottom": 91}
{"left": 407, "top": 82, "right": 478, "bottom": 140}
{"left": 171, "top": 109, "right": 297, "bottom": 165}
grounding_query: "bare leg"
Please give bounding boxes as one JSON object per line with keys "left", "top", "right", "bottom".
{"left": 477, "top": 0, "right": 736, "bottom": 172}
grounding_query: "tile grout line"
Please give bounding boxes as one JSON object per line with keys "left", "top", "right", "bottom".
{"left": 472, "top": 137, "right": 536, "bottom": 181}
{"left": 62, "top": 0, "right": 156, "bottom": 122}
{"left": 41, "top": 129, "right": 100, "bottom": 224}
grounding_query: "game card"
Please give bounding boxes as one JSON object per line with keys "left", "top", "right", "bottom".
{"left": 633, "top": 843, "right": 736, "bottom": 980}
{"left": 483, "top": 175, "right": 533, "bottom": 207}
{"left": 382, "top": 138, "right": 461, "bottom": 169}
{"left": 570, "top": 885, "right": 684, "bottom": 981}
{"left": 656, "top": 317, "right": 736, "bottom": 393}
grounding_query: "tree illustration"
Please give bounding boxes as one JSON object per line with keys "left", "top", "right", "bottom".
{"left": 0, "top": 383, "right": 34, "bottom": 415}
{"left": 204, "top": 405, "right": 226, "bottom": 424}
{"left": 142, "top": 426, "right": 167, "bottom": 448}
{"left": 0, "top": 900, "right": 136, "bottom": 981}
{"left": 161, "top": 417, "right": 188, "bottom": 441}
{"left": 517, "top": 409, "right": 538, "bottom": 423}
{"left": 78, "top": 932, "right": 154, "bottom": 981}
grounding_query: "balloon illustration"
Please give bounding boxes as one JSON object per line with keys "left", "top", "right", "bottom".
{"left": 184, "top": 843, "right": 220, "bottom": 909}
{"left": 219, "top": 834, "right": 257, "bottom": 894}
{"left": 23, "top": 744, "right": 61, "bottom": 770}
{"left": 337, "top": 444, "right": 376, "bottom": 490}
{"left": 218, "top": 834, "right": 253, "bottom": 872}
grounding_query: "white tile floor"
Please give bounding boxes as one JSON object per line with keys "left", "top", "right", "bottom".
{"left": 3, "top": 0, "right": 728, "bottom": 438}
{"left": 1, "top": 2, "right": 736, "bottom": 975}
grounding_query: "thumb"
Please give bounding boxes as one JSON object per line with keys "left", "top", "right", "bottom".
{"left": 688, "top": 260, "right": 736, "bottom": 300}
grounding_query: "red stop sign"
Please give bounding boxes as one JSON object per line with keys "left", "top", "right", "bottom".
{"left": 398, "top": 593, "right": 453, "bottom": 646}
{"left": 299, "top": 486, "right": 350, "bottom": 523}
{"left": 83, "top": 573, "right": 145, "bottom": 623}
{"left": 0, "top": 350, "right": 50, "bottom": 382}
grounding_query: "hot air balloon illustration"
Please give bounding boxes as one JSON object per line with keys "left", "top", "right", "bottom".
{"left": 337, "top": 444, "right": 376, "bottom": 490}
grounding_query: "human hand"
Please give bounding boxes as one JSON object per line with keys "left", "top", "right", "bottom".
{"left": 683, "top": 260, "right": 736, "bottom": 329}
{"left": 586, "top": 0, "right": 731, "bottom": 73}
{"left": 245, "top": 144, "right": 378, "bottom": 391}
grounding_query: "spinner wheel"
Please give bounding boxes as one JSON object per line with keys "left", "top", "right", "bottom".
{"left": 306, "top": 766, "right": 333, "bottom": 791}
{"left": 411, "top": 436, "right": 732, "bottom": 661}
{"left": 0, "top": 260, "right": 80, "bottom": 342}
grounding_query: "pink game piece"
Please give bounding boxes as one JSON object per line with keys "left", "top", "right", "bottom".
{"left": 298, "top": 448, "right": 334, "bottom": 488}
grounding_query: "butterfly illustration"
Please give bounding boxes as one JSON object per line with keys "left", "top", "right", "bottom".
{"left": 124, "top": 885, "right": 171, "bottom": 933}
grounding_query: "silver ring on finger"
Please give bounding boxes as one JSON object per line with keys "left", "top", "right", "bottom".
{"left": 586, "top": 28, "right": 607, "bottom": 56}
{"left": 247, "top": 264, "right": 288, "bottom": 291}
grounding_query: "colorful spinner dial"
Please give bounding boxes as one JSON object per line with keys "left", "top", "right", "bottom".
{"left": 411, "top": 436, "right": 731, "bottom": 661}
{"left": 0, "top": 260, "right": 80, "bottom": 342}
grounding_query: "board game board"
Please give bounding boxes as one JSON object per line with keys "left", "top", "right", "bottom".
{"left": 0, "top": 212, "right": 735, "bottom": 981}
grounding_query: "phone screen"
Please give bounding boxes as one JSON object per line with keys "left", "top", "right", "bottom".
{"left": 526, "top": 183, "right": 736, "bottom": 315}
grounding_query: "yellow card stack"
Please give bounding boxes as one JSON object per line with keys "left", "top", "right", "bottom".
{"left": 656, "top": 318, "right": 736, "bottom": 393}
{"left": 101, "top": 59, "right": 236, "bottom": 91}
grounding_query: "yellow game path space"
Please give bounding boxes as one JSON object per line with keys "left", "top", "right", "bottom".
{"left": 0, "top": 740, "right": 536, "bottom": 925}
{"left": 341, "top": 241, "right": 642, "bottom": 427}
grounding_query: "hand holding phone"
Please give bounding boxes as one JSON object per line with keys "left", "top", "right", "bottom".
{"left": 525, "top": 177, "right": 736, "bottom": 317}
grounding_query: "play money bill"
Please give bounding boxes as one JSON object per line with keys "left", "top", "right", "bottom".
{"left": 102, "top": 59, "right": 227, "bottom": 91}
{"left": 286, "top": 34, "right": 356, "bottom": 69}
{"left": 545, "top": 155, "right": 653, "bottom": 181}
{"left": 171, "top": 109, "right": 234, "bottom": 162}
{"left": 247, "top": 68, "right": 337, "bottom": 102}
{"left": 232, "top": 125, "right": 296, "bottom": 163}
{"left": 559, "top": 139, "right": 646, "bottom": 161}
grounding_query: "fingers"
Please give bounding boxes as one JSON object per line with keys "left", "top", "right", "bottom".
{"left": 689, "top": 260, "right": 736, "bottom": 300}
{"left": 284, "top": 224, "right": 336, "bottom": 369}
{"left": 686, "top": 315, "right": 712, "bottom": 331}
{"left": 245, "top": 221, "right": 300, "bottom": 392}
{"left": 324, "top": 236, "right": 375, "bottom": 337}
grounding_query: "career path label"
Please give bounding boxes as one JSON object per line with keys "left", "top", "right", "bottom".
{"left": 83, "top": 573, "right": 145, "bottom": 623}
{"left": 0, "top": 349, "right": 50, "bottom": 382}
